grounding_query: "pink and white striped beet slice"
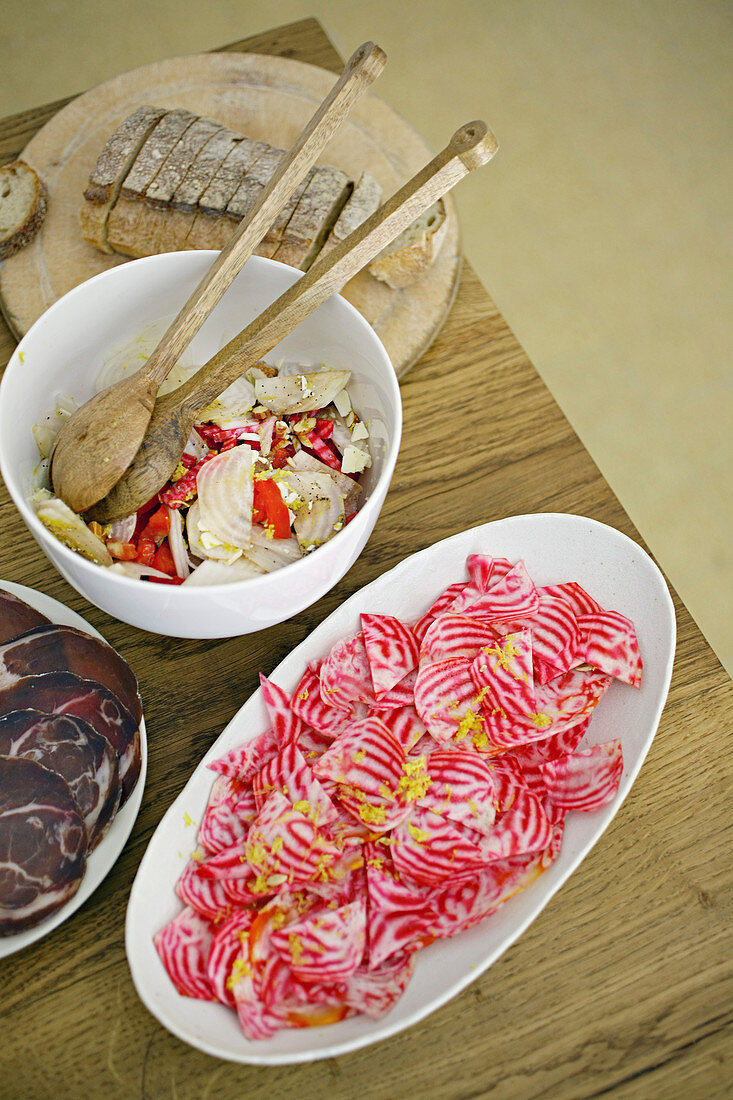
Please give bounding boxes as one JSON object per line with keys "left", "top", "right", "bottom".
{"left": 364, "top": 667, "right": 418, "bottom": 709}
{"left": 495, "top": 591, "right": 580, "bottom": 681}
{"left": 479, "top": 785, "right": 553, "bottom": 860}
{"left": 576, "top": 611, "right": 643, "bottom": 687}
{"left": 245, "top": 791, "right": 342, "bottom": 886}
{"left": 390, "top": 806, "right": 490, "bottom": 886}
{"left": 364, "top": 847, "right": 439, "bottom": 967}
{"left": 456, "top": 562, "right": 540, "bottom": 622}
{"left": 259, "top": 674, "right": 303, "bottom": 744}
{"left": 366, "top": 704, "right": 426, "bottom": 752}
{"left": 176, "top": 860, "right": 238, "bottom": 922}
{"left": 312, "top": 718, "right": 409, "bottom": 830}
{"left": 343, "top": 952, "right": 416, "bottom": 1019}
{"left": 414, "top": 656, "right": 486, "bottom": 743}
{"left": 504, "top": 717, "right": 592, "bottom": 793}
{"left": 429, "top": 825, "right": 564, "bottom": 939}
{"left": 197, "top": 776, "right": 257, "bottom": 855}
{"left": 541, "top": 581, "right": 603, "bottom": 618}
{"left": 465, "top": 554, "right": 514, "bottom": 593}
{"left": 484, "top": 668, "right": 612, "bottom": 751}
{"left": 270, "top": 898, "right": 367, "bottom": 982}
{"left": 419, "top": 613, "right": 499, "bottom": 666}
{"left": 291, "top": 667, "right": 353, "bottom": 739}
{"left": 154, "top": 905, "right": 216, "bottom": 1001}
{"left": 469, "top": 629, "right": 536, "bottom": 719}
{"left": 252, "top": 742, "right": 338, "bottom": 825}
{"left": 209, "top": 726, "right": 279, "bottom": 782}
{"left": 418, "top": 750, "right": 496, "bottom": 836}
{"left": 207, "top": 910, "right": 256, "bottom": 1008}
{"left": 361, "top": 613, "right": 419, "bottom": 696}
{"left": 320, "top": 632, "right": 376, "bottom": 711}
{"left": 541, "top": 739, "right": 623, "bottom": 811}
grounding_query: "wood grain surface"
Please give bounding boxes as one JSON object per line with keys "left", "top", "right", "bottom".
{"left": 0, "top": 19, "right": 731, "bottom": 1100}
{"left": 0, "top": 37, "right": 461, "bottom": 378}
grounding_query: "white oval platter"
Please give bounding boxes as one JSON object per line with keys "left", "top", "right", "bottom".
{"left": 0, "top": 579, "right": 147, "bottom": 957}
{"left": 125, "top": 513, "right": 675, "bottom": 1064}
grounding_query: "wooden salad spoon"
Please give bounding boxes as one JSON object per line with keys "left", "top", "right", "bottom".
{"left": 89, "top": 120, "right": 499, "bottom": 523}
{"left": 50, "top": 41, "right": 386, "bottom": 515}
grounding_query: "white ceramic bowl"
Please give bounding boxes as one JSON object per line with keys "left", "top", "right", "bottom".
{"left": 0, "top": 253, "right": 402, "bottom": 638}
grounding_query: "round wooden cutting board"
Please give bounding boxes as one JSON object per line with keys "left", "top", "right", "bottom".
{"left": 0, "top": 52, "right": 461, "bottom": 378}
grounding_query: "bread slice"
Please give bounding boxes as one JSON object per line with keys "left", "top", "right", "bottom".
{"left": 80, "top": 105, "right": 166, "bottom": 253}
{"left": 254, "top": 168, "right": 315, "bottom": 259}
{"left": 114, "top": 115, "right": 224, "bottom": 258}
{"left": 155, "top": 128, "right": 241, "bottom": 253}
{"left": 0, "top": 160, "right": 47, "bottom": 260}
{"left": 272, "top": 165, "right": 352, "bottom": 270}
{"left": 106, "top": 109, "right": 198, "bottom": 254}
{"left": 320, "top": 171, "right": 382, "bottom": 254}
{"left": 367, "top": 199, "right": 448, "bottom": 288}
{"left": 185, "top": 137, "right": 267, "bottom": 249}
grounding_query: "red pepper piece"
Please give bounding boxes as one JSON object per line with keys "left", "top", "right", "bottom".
{"left": 107, "top": 541, "right": 138, "bottom": 561}
{"left": 270, "top": 443, "right": 295, "bottom": 470}
{"left": 253, "top": 478, "right": 291, "bottom": 539}
{"left": 141, "top": 506, "right": 170, "bottom": 544}
{"left": 136, "top": 537, "right": 156, "bottom": 567}
{"left": 153, "top": 540, "right": 177, "bottom": 576}
{"left": 145, "top": 574, "right": 186, "bottom": 586}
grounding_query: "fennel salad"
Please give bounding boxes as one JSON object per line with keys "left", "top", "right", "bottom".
{"left": 33, "top": 322, "right": 372, "bottom": 587}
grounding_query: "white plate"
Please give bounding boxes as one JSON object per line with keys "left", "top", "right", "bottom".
{"left": 125, "top": 513, "right": 675, "bottom": 1064}
{"left": 0, "top": 579, "right": 147, "bottom": 956}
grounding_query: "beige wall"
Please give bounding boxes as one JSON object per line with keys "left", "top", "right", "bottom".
{"left": 2, "top": 0, "right": 731, "bottom": 674}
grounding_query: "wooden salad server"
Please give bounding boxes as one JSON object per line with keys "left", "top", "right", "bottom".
{"left": 90, "top": 120, "right": 498, "bottom": 523}
{"left": 50, "top": 41, "right": 386, "bottom": 514}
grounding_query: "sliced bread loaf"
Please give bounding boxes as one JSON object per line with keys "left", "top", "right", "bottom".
{"left": 106, "top": 109, "right": 198, "bottom": 254}
{"left": 0, "top": 160, "right": 48, "bottom": 260}
{"left": 272, "top": 165, "right": 352, "bottom": 270}
{"left": 80, "top": 105, "right": 166, "bottom": 252}
{"left": 117, "top": 116, "right": 225, "bottom": 257}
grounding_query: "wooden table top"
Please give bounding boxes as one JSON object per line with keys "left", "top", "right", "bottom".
{"left": 1, "top": 18, "right": 730, "bottom": 1100}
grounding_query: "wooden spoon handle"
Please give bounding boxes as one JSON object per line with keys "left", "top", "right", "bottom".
{"left": 140, "top": 41, "right": 386, "bottom": 390}
{"left": 177, "top": 121, "right": 498, "bottom": 415}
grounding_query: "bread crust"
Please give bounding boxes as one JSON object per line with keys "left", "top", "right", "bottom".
{"left": 367, "top": 199, "right": 448, "bottom": 288}
{"left": 0, "top": 161, "right": 48, "bottom": 260}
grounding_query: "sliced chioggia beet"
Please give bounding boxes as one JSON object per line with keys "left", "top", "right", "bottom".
{"left": 154, "top": 554, "right": 641, "bottom": 1041}
{"left": 196, "top": 445, "right": 256, "bottom": 550}
{"left": 254, "top": 370, "right": 351, "bottom": 416}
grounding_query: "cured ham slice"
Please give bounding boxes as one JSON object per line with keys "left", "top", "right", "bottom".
{"left": 0, "top": 710, "right": 120, "bottom": 848}
{"left": 0, "top": 672, "right": 140, "bottom": 804}
{"left": 0, "top": 756, "right": 87, "bottom": 934}
{"left": 0, "top": 624, "right": 142, "bottom": 725}
{"left": 0, "top": 589, "right": 51, "bottom": 645}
